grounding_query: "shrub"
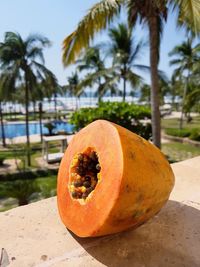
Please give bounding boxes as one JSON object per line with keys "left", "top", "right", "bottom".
{"left": 0, "top": 169, "right": 57, "bottom": 182}
{"left": 0, "top": 179, "right": 41, "bottom": 206}
{"left": 165, "top": 128, "right": 191, "bottom": 138}
{"left": 70, "top": 102, "right": 152, "bottom": 140}
{"left": 189, "top": 128, "right": 200, "bottom": 141}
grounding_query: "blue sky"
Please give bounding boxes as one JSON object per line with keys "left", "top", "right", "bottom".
{"left": 0, "top": 0, "right": 188, "bottom": 85}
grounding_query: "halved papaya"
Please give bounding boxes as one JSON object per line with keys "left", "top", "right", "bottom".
{"left": 57, "top": 120, "right": 174, "bottom": 237}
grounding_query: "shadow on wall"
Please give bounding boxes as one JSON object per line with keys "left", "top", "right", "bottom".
{"left": 69, "top": 200, "right": 200, "bottom": 267}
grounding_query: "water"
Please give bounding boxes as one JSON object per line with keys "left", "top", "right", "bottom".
{"left": 0, "top": 121, "right": 74, "bottom": 139}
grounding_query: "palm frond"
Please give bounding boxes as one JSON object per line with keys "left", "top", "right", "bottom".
{"left": 25, "top": 34, "right": 51, "bottom": 47}
{"left": 169, "top": 58, "right": 183, "bottom": 66}
{"left": 62, "top": 0, "right": 122, "bottom": 66}
{"left": 158, "top": 70, "right": 169, "bottom": 84}
{"left": 126, "top": 70, "right": 143, "bottom": 89}
{"left": 31, "top": 61, "right": 58, "bottom": 84}
{"left": 27, "top": 47, "right": 45, "bottom": 64}
{"left": 77, "top": 46, "right": 105, "bottom": 71}
{"left": 171, "top": 0, "right": 200, "bottom": 34}
{"left": 0, "top": 66, "right": 20, "bottom": 100}
{"left": 129, "top": 39, "right": 147, "bottom": 63}
{"left": 172, "top": 67, "right": 185, "bottom": 78}
{"left": 132, "top": 64, "right": 150, "bottom": 73}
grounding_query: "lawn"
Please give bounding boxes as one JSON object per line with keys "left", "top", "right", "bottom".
{"left": 161, "top": 115, "right": 200, "bottom": 162}
{"left": 0, "top": 141, "right": 61, "bottom": 169}
{"left": 0, "top": 141, "right": 59, "bottom": 211}
{"left": 162, "top": 142, "right": 200, "bottom": 163}
{"left": 162, "top": 116, "right": 200, "bottom": 130}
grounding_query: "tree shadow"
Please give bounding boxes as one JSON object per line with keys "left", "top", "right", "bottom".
{"left": 69, "top": 200, "right": 200, "bottom": 267}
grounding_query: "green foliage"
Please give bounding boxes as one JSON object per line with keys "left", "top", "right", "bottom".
{"left": 36, "top": 175, "right": 57, "bottom": 198}
{"left": 0, "top": 179, "right": 40, "bottom": 206}
{"left": 162, "top": 142, "right": 200, "bottom": 163}
{"left": 165, "top": 127, "right": 200, "bottom": 142}
{"left": 162, "top": 116, "right": 200, "bottom": 129}
{"left": 63, "top": 0, "right": 200, "bottom": 66}
{"left": 0, "top": 174, "right": 57, "bottom": 211}
{"left": 0, "top": 169, "right": 57, "bottom": 182}
{"left": 165, "top": 128, "right": 191, "bottom": 138}
{"left": 70, "top": 102, "right": 152, "bottom": 139}
{"left": 189, "top": 128, "right": 200, "bottom": 141}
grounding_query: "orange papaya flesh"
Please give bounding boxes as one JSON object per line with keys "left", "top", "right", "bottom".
{"left": 57, "top": 120, "right": 175, "bottom": 237}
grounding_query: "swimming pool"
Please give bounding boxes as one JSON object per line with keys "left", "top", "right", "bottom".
{"left": 0, "top": 121, "right": 74, "bottom": 139}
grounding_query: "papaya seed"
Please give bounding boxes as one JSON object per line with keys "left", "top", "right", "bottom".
{"left": 83, "top": 181, "right": 91, "bottom": 188}
{"left": 70, "top": 149, "right": 101, "bottom": 200}
{"left": 85, "top": 175, "right": 91, "bottom": 182}
{"left": 73, "top": 181, "right": 83, "bottom": 187}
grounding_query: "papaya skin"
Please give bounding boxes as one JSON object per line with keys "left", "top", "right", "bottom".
{"left": 57, "top": 120, "right": 175, "bottom": 237}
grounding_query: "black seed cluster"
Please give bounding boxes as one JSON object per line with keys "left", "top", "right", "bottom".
{"left": 70, "top": 151, "right": 101, "bottom": 200}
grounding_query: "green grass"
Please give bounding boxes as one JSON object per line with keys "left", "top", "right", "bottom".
{"left": 162, "top": 142, "right": 200, "bottom": 163}
{"left": 162, "top": 116, "right": 200, "bottom": 130}
{"left": 162, "top": 116, "right": 200, "bottom": 141}
{"left": 0, "top": 141, "right": 61, "bottom": 169}
{"left": 0, "top": 140, "right": 60, "bottom": 212}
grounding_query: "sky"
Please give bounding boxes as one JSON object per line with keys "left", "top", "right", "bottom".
{"left": 0, "top": 0, "right": 188, "bottom": 86}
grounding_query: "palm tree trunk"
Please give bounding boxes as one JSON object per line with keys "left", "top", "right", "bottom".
{"left": 39, "top": 102, "right": 43, "bottom": 142}
{"left": 54, "top": 93, "right": 57, "bottom": 119}
{"left": 149, "top": 17, "right": 161, "bottom": 148}
{"left": 179, "top": 74, "right": 189, "bottom": 129}
{"left": 172, "top": 89, "right": 175, "bottom": 110}
{"left": 33, "top": 101, "right": 36, "bottom": 120}
{"left": 123, "top": 77, "right": 126, "bottom": 102}
{"left": 0, "top": 102, "right": 6, "bottom": 147}
{"left": 90, "top": 88, "right": 92, "bottom": 106}
{"left": 98, "top": 78, "right": 101, "bottom": 104}
{"left": 75, "top": 96, "right": 78, "bottom": 110}
{"left": 122, "top": 66, "right": 127, "bottom": 102}
{"left": 25, "top": 75, "right": 31, "bottom": 166}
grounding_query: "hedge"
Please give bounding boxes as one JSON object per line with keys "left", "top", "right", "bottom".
{"left": 70, "top": 102, "right": 152, "bottom": 140}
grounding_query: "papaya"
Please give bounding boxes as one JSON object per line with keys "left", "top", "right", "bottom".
{"left": 57, "top": 120, "right": 175, "bottom": 237}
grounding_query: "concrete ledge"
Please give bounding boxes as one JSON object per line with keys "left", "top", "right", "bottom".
{"left": 1, "top": 157, "right": 200, "bottom": 267}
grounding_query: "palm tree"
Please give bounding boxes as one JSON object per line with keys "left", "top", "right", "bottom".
{"left": 0, "top": 72, "right": 22, "bottom": 147}
{"left": 107, "top": 23, "right": 146, "bottom": 101}
{"left": 77, "top": 46, "right": 119, "bottom": 103}
{"left": 65, "top": 72, "right": 82, "bottom": 109}
{"left": 139, "top": 84, "right": 151, "bottom": 105}
{"left": 184, "top": 83, "right": 200, "bottom": 120}
{"left": 169, "top": 39, "right": 200, "bottom": 128}
{"left": 77, "top": 46, "right": 105, "bottom": 103}
{"left": 0, "top": 32, "right": 58, "bottom": 165}
{"left": 0, "top": 102, "right": 6, "bottom": 147}
{"left": 62, "top": 0, "right": 200, "bottom": 148}
{"left": 139, "top": 77, "right": 169, "bottom": 106}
